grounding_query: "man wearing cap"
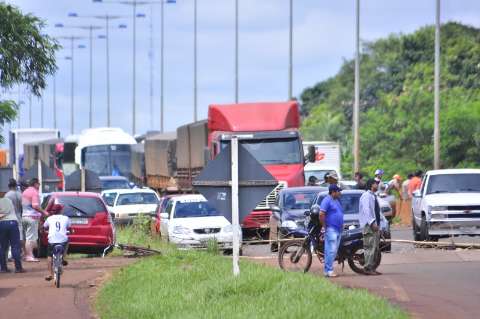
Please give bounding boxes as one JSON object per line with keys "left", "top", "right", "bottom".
{"left": 374, "top": 169, "right": 385, "bottom": 194}
{"left": 359, "top": 179, "right": 382, "bottom": 275}
{"left": 319, "top": 184, "right": 344, "bottom": 277}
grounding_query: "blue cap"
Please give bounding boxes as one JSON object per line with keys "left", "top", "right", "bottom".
{"left": 329, "top": 184, "right": 342, "bottom": 193}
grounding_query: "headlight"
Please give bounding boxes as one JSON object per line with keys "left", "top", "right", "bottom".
{"left": 281, "top": 220, "right": 297, "bottom": 229}
{"left": 172, "top": 226, "right": 192, "bottom": 235}
{"left": 428, "top": 206, "right": 448, "bottom": 212}
{"left": 431, "top": 213, "right": 445, "bottom": 219}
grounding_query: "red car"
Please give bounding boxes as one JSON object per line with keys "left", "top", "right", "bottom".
{"left": 152, "top": 195, "right": 177, "bottom": 235}
{"left": 38, "top": 192, "right": 115, "bottom": 257}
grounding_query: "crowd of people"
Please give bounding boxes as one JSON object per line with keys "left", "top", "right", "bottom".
{"left": 0, "top": 178, "right": 45, "bottom": 273}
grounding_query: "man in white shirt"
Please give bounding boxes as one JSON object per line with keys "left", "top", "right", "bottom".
{"left": 43, "top": 203, "right": 71, "bottom": 281}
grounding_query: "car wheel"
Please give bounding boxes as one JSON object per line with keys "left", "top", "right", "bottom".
{"left": 412, "top": 215, "right": 421, "bottom": 241}
{"left": 420, "top": 215, "right": 428, "bottom": 241}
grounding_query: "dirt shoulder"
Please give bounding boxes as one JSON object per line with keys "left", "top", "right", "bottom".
{"left": 0, "top": 257, "right": 134, "bottom": 319}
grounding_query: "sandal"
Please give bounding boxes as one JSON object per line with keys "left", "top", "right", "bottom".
{"left": 45, "top": 275, "right": 53, "bottom": 281}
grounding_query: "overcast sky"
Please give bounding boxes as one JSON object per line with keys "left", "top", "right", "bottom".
{"left": 3, "top": 0, "right": 480, "bottom": 142}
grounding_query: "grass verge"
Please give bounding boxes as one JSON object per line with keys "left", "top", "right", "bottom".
{"left": 97, "top": 227, "right": 407, "bottom": 319}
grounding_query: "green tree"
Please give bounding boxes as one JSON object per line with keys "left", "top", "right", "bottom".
{"left": 0, "top": 4, "right": 58, "bottom": 141}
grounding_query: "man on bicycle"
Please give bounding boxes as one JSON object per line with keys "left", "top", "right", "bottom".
{"left": 43, "top": 202, "right": 71, "bottom": 281}
{"left": 319, "top": 184, "right": 344, "bottom": 277}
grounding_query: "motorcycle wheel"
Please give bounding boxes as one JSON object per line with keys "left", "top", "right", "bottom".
{"left": 347, "top": 246, "right": 382, "bottom": 274}
{"left": 278, "top": 241, "right": 312, "bottom": 273}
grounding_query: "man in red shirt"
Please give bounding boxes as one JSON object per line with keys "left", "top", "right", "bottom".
{"left": 408, "top": 170, "right": 423, "bottom": 198}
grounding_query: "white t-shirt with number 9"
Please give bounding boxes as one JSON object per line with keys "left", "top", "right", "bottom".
{"left": 44, "top": 215, "right": 71, "bottom": 244}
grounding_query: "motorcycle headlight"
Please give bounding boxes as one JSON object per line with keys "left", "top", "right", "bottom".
{"left": 172, "top": 226, "right": 192, "bottom": 235}
{"left": 281, "top": 220, "right": 297, "bottom": 229}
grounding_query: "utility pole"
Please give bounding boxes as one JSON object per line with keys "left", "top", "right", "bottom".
{"left": 53, "top": 74, "right": 57, "bottom": 129}
{"left": 149, "top": 4, "right": 154, "bottom": 130}
{"left": 193, "top": 0, "right": 198, "bottom": 122}
{"left": 40, "top": 95, "right": 44, "bottom": 128}
{"left": 353, "top": 0, "right": 360, "bottom": 174}
{"left": 434, "top": 0, "right": 441, "bottom": 169}
{"left": 235, "top": 0, "right": 239, "bottom": 103}
{"left": 132, "top": 1, "right": 137, "bottom": 135}
{"left": 160, "top": 0, "right": 165, "bottom": 132}
{"left": 28, "top": 94, "right": 32, "bottom": 128}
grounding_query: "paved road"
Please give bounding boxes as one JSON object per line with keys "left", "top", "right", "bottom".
{"left": 0, "top": 257, "right": 133, "bottom": 319}
{"left": 243, "top": 226, "right": 480, "bottom": 319}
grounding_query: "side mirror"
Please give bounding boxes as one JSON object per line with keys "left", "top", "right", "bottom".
{"left": 270, "top": 205, "right": 281, "bottom": 220}
{"left": 305, "top": 145, "right": 316, "bottom": 164}
{"left": 160, "top": 212, "right": 169, "bottom": 219}
{"left": 413, "top": 190, "right": 422, "bottom": 198}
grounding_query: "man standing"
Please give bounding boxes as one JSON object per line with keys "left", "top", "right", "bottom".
{"left": 402, "top": 174, "right": 413, "bottom": 200}
{"left": 0, "top": 196, "right": 25, "bottom": 273}
{"left": 5, "top": 179, "right": 24, "bottom": 256}
{"left": 359, "top": 179, "right": 382, "bottom": 275}
{"left": 21, "top": 178, "right": 46, "bottom": 262}
{"left": 319, "top": 184, "right": 344, "bottom": 277}
{"left": 408, "top": 170, "right": 423, "bottom": 198}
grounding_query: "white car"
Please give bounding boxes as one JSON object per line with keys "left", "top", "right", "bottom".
{"left": 159, "top": 194, "right": 240, "bottom": 252}
{"left": 101, "top": 188, "right": 159, "bottom": 224}
{"left": 412, "top": 169, "right": 480, "bottom": 241}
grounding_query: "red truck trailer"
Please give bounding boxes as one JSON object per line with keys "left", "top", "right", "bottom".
{"left": 207, "top": 101, "right": 305, "bottom": 232}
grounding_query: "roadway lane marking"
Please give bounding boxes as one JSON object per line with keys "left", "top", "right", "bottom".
{"left": 385, "top": 277, "right": 410, "bottom": 302}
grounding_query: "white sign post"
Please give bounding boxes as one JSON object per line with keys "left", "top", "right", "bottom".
{"left": 231, "top": 136, "right": 240, "bottom": 276}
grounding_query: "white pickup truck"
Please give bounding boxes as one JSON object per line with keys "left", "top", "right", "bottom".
{"left": 412, "top": 169, "right": 480, "bottom": 241}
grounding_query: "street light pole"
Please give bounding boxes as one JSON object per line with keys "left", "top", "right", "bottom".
{"left": 353, "top": 0, "right": 360, "bottom": 173}
{"left": 53, "top": 74, "right": 57, "bottom": 129}
{"left": 132, "top": 1, "right": 137, "bottom": 135}
{"left": 235, "top": 0, "right": 239, "bottom": 103}
{"left": 89, "top": 26, "right": 94, "bottom": 128}
{"left": 70, "top": 37, "right": 75, "bottom": 134}
{"left": 160, "top": 0, "right": 165, "bottom": 132}
{"left": 149, "top": 4, "right": 154, "bottom": 130}
{"left": 288, "top": 0, "right": 293, "bottom": 100}
{"left": 29, "top": 94, "right": 32, "bottom": 128}
{"left": 40, "top": 95, "right": 44, "bottom": 128}
{"left": 434, "top": 0, "right": 441, "bottom": 169}
{"left": 193, "top": 0, "right": 197, "bottom": 122}
{"left": 106, "top": 16, "right": 111, "bottom": 127}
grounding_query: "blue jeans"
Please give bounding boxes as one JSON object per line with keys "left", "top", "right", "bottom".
{"left": 0, "top": 220, "right": 23, "bottom": 271}
{"left": 324, "top": 227, "right": 341, "bottom": 274}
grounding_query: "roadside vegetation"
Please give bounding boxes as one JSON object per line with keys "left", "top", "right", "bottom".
{"left": 97, "top": 222, "right": 407, "bottom": 319}
{"left": 300, "top": 22, "right": 480, "bottom": 178}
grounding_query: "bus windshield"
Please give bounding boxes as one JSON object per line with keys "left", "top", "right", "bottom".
{"left": 83, "top": 144, "right": 132, "bottom": 177}
{"left": 221, "top": 137, "right": 302, "bottom": 165}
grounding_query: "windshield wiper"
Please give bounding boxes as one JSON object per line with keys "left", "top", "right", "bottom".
{"left": 431, "top": 190, "right": 449, "bottom": 194}
{"left": 68, "top": 204, "right": 89, "bottom": 216}
{"left": 459, "top": 188, "right": 480, "bottom": 192}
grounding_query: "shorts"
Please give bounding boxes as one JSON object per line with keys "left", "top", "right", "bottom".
{"left": 22, "top": 217, "right": 39, "bottom": 241}
{"left": 18, "top": 221, "right": 24, "bottom": 241}
{"left": 47, "top": 241, "right": 69, "bottom": 256}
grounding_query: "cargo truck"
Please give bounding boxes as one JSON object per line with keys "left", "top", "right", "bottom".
{"left": 303, "top": 141, "right": 341, "bottom": 184}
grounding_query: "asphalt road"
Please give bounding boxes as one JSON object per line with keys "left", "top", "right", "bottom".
{"left": 243, "top": 226, "right": 480, "bottom": 319}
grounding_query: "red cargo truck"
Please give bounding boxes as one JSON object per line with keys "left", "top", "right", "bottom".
{"left": 207, "top": 101, "right": 305, "bottom": 232}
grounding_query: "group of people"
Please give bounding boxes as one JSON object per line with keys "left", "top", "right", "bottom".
{"left": 0, "top": 177, "right": 70, "bottom": 280}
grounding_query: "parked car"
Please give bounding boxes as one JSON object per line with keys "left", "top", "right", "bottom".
{"left": 38, "top": 192, "right": 115, "bottom": 256}
{"left": 412, "top": 169, "right": 480, "bottom": 241}
{"left": 269, "top": 186, "right": 324, "bottom": 251}
{"left": 271, "top": 189, "right": 391, "bottom": 252}
{"left": 99, "top": 176, "right": 131, "bottom": 190}
{"left": 101, "top": 188, "right": 160, "bottom": 224}
{"left": 159, "top": 194, "right": 240, "bottom": 252}
{"left": 151, "top": 194, "right": 177, "bottom": 235}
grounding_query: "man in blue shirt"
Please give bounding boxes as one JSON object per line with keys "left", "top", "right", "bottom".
{"left": 319, "top": 184, "right": 344, "bottom": 277}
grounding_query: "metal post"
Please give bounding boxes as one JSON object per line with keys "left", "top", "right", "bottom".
{"left": 89, "top": 26, "right": 93, "bottom": 128}
{"left": 28, "top": 94, "right": 32, "bottom": 128}
{"left": 53, "top": 74, "right": 57, "bottom": 128}
{"left": 149, "top": 4, "right": 154, "bottom": 130}
{"left": 353, "top": 0, "right": 360, "bottom": 173}
{"left": 434, "top": 0, "right": 441, "bottom": 169}
{"left": 235, "top": 0, "right": 239, "bottom": 103}
{"left": 81, "top": 167, "right": 86, "bottom": 192}
{"left": 106, "top": 16, "right": 111, "bottom": 127}
{"left": 160, "top": 0, "right": 165, "bottom": 133}
{"left": 38, "top": 159, "right": 43, "bottom": 195}
{"left": 70, "top": 37, "right": 75, "bottom": 134}
{"left": 132, "top": 1, "right": 137, "bottom": 135}
{"left": 288, "top": 0, "right": 293, "bottom": 100}
{"left": 41, "top": 95, "right": 44, "bottom": 128}
{"left": 17, "top": 87, "right": 21, "bottom": 129}
{"left": 231, "top": 136, "right": 240, "bottom": 276}
{"left": 193, "top": 0, "right": 198, "bottom": 122}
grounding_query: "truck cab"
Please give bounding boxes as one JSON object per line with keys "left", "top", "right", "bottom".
{"left": 412, "top": 169, "right": 480, "bottom": 241}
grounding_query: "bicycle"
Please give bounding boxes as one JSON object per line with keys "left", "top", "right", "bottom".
{"left": 51, "top": 243, "right": 65, "bottom": 288}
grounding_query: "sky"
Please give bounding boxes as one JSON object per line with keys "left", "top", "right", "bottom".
{"left": 2, "top": 0, "right": 480, "bottom": 143}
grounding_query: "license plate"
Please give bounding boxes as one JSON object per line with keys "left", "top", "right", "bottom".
{"left": 71, "top": 218, "right": 89, "bottom": 225}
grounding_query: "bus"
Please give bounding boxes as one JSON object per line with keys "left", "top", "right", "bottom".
{"left": 74, "top": 128, "right": 137, "bottom": 177}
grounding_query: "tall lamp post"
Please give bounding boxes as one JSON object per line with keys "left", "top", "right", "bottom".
{"left": 434, "top": 0, "right": 441, "bottom": 169}
{"left": 160, "top": 0, "right": 176, "bottom": 132}
{"left": 235, "top": 0, "right": 239, "bottom": 103}
{"left": 56, "top": 35, "right": 85, "bottom": 134}
{"left": 57, "top": 22, "right": 103, "bottom": 128}
{"left": 288, "top": 0, "right": 293, "bottom": 100}
{"left": 353, "top": 0, "right": 360, "bottom": 173}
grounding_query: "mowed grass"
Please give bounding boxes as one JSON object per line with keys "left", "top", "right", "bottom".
{"left": 97, "top": 229, "right": 407, "bottom": 319}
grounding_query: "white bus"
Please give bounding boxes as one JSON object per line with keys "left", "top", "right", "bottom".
{"left": 75, "top": 128, "right": 137, "bottom": 177}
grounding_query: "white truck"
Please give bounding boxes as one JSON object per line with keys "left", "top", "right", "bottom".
{"left": 9, "top": 128, "right": 60, "bottom": 179}
{"left": 412, "top": 169, "right": 480, "bottom": 241}
{"left": 303, "top": 141, "right": 341, "bottom": 185}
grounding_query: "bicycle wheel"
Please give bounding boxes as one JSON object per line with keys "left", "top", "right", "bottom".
{"left": 278, "top": 241, "right": 312, "bottom": 273}
{"left": 54, "top": 268, "right": 61, "bottom": 288}
{"left": 347, "top": 246, "right": 382, "bottom": 274}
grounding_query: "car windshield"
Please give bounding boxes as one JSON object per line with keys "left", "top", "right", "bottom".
{"left": 57, "top": 196, "right": 106, "bottom": 217}
{"left": 426, "top": 174, "right": 480, "bottom": 194}
{"left": 316, "top": 194, "right": 361, "bottom": 215}
{"left": 116, "top": 193, "right": 158, "bottom": 205}
{"left": 101, "top": 179, "right": 130, "bottom": 190}
{"left": 221, "top": 137, "right": 302, "bottom": 165}
{"left": 102, "top": 193, "right": 117, "bottom": 206}
{"left": 283, "top": 192, "right": 317, "bottom": 210}
{"left": 174, "top": 201, "right": 220, "bottom": 218}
